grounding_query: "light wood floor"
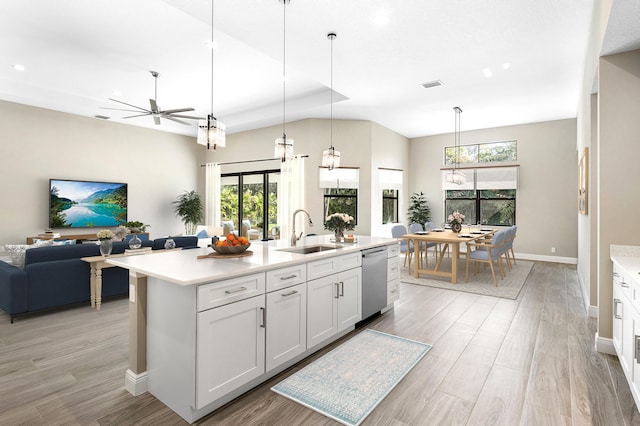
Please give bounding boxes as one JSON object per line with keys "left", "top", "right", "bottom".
{"left": 1, "top": 262, "right": 639, "bottom": 425}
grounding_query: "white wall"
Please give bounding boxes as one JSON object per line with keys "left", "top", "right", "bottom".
{"left": 409, "top": 119, "right": 578, "bottom": 261}
{"left": 0, "top": 100, "right": 202, "bottom": 243}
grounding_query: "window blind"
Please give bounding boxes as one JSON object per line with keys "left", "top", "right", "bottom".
{"left": 319, "top": 167, "right": 360, "bottom": 189}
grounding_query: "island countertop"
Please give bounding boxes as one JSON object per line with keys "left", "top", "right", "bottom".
{"left": 106, "top": 235, "right": 396, "bottom": 286}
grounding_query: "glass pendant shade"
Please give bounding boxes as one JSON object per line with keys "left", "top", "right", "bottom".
{"left": 322, "top": 146, "right": 341, "bottom": 170}
{"left": 197, "top": 115, "right": 226, "bottom": 150}
{"left": 274, "top": 135, "right": 294, "bottom": 161}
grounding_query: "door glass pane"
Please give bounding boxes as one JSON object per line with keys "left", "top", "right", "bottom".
{"left": 242, "top": 174, "right": 264, "bottom": 240}
{"left": 220, "top": 176, "right": 239, "bottom": 235}
{"left": 267, "top": 173, "right": 279, "bottom": 239}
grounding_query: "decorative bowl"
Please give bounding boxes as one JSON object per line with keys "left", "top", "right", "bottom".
{"left": 211, "top": 243, "right": 251, "bottom": 254}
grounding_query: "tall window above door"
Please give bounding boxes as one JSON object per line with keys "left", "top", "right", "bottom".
{"left": 319, "top": 167, "right": 359, "bottom": 223}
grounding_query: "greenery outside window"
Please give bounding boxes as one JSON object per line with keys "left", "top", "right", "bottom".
{"left": 382, "top": 189, "right": 398, "bottom": 224}
{"left": 324, "top": 188, "right": 358, "bottom": 224}
{"left": 445, "top": 189, "right": 515, "bottom": 226}
{"left": 445, "top": 140, "right": 517, "bottom": 165}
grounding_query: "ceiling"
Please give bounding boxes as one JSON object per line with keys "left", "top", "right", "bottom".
{"left": 0, "top": 0, "right": 636, "bottom": 139}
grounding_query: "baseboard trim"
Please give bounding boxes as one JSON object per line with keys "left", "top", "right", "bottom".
{"left": 589, "top": 305, "right": 598, "bottom": 318}
{"left": 516, "top": 252, "right": 577, "bottom": 265}
{"left": 595, "top": 333, "right": 616, "bottom": 355}
{"left": 125, "top": 369, "right": 148, "bottom": 396}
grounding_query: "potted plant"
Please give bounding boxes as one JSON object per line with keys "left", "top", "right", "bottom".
{"left": 173, "top": 190, "right": 203, "bottom": 235}
{"left": 407, "top": 192, "right": 431, "bottom": 225}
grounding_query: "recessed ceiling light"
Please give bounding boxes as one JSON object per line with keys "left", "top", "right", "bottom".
{"left": 372, "top": 10, "right": 389, "bottom": 26}
{"left": 13, "top": 64, "right": 25, "bottom": 71}
{"left": 421, "top": 80, "right": 444, "bottom": 89}
{"left": 502, "top": 62, "right": 511, "bottom": 70}
{"left": 483, "top": 68, "right": 493, "bottom": 78}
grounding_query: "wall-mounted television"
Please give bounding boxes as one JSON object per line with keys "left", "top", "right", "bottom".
{"left": 49, "top": 179, "right": 128, "bottom": 228}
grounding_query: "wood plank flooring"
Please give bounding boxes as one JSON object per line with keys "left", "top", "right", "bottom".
{"left": 0, "top": 261, "right": 638, "bottom": 425}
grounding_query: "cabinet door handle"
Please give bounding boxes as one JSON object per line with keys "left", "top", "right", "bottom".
{"left": 335, "top": 282, "right": 340, "bottom": 299}
{"left": 340, "top": 281, "right": 344, "bottom": 297}
{"left": 260, "top": 307, "right": 266, "bottom": 328}
{"left": 280, "top": 274, "right": 297, "bottom": 280}
{"left": 621, "top": 281, "right": 629, "bottom": 288}
{"left": 636, "top": 335, "right": 640, "bottom": 363}
{"left": 614, "top": 299, "right": 622, "bottom": 319}
{"left": 225, "top": 286, "right": 247, "bottom": 294}
{"left": 614, "top": 272, "right": 619, "bottom": 277}
{"left": 281, "top": 290, "right": 298, "bottom": 297}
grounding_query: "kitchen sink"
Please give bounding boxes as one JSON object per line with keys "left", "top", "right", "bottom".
{"left": 278, "top": 244, "right": 338, "bottom": 255}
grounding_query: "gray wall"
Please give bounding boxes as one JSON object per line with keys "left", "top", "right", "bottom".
{"left": 0, "top": 100, "right": 202, "bottom": 244}
{"left": 409, "top": 119, "right": 578, "bottom": 262}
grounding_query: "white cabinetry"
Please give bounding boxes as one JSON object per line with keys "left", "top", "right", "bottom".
{"left": 387, "top": 245, "right": 400, "bottom": 305}
{"left": 307, "top": 253, "right": 362, "bottom": 349}
{"left": 612, "top": 261, "right": 640, "bottom": 410}
{"left": 196, "top": 295, "right": 265, "bottom": 409}
{"left": 265, "top": 282, "right": 307, "bottom": 371}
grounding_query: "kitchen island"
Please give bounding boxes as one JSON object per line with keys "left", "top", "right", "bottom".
{"left": 107, "top": 235, "right": 399, "bottom": 423}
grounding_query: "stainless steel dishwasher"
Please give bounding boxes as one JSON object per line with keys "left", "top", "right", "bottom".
{"left": 361, "top": 246, "right": 389, "bottom": 320}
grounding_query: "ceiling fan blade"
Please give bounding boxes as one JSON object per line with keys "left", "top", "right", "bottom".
{"left": 149, "top": 98, "right": 159, "bottom": 114}
{"left": 153, "top": 115, "right": 161, "bottom": 125}
{"left": 169, "top": 114, "right": 204, "bottom": 120}
{"left": 108, "top": 98, "right": 150, "bottom": 112}
{"left": 161, "top": 107, "right": 195, "bottom": 114}
{"left": 161, "top": 115, "right": 191, "bottom": 125}
{"left": 123, "top": 112, "right": 152, "bottom": 119}
{"left": 101, "top": 106, "right": 150, "bottom": 113}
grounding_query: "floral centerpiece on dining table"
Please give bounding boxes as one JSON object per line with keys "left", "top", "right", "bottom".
{"left": 324, "top": 212, "right": 355, "bottom": 241}
{"left": 447, "top": 211, "right": 465, "bottom": 233}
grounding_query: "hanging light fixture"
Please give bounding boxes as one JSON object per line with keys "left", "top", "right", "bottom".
{"left": 322, "top": 32, "right": 340, "bottom": 170}
{"left": 274, "top": 0, "right": 294, "bottom": 162}
{"left": 197, "top": 0, "right": 226, "bottom": 150}
{"left": 447, "top": 106, "right": 467, "bottom": 185}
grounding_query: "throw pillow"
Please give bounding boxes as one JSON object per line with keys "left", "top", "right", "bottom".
{"left": 53, "top": 239, "right": 76, "bottom": 246}
{"left": 5, "top": 239, "right": 54, "bottom": 269}
{"left": 196, "top": 229, "right": 209, "bottom": 239}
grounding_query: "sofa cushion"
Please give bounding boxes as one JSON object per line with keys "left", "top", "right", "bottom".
{"left": 24, "top": 243, "right": 101, "bottom": 265}
{"left": 5, "top": 240, "right": 54, "bottom": 268}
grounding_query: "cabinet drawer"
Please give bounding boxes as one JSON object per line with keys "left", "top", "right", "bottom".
{"left": 197, "top": 273, "right": 266, "bottom": 312}
{"left": 387, "top": 257, "right": 400, "bottom": 281}
{"left": 614, "top": 265, "right": 633, "bottom": 303}
{"left": 337, "top": 252, "right": 362, "bottom": 272}
{"left": 266, "top": 264, "right": 307, "bottom": 292}
{"left": 387, "top": 278, "right": 400, "bottom": 304}
{"left": 387, "top": 244, "right": 399, "bottom": 258}
{"left": 307, "top": 257, "right": 338, "bottom": 281}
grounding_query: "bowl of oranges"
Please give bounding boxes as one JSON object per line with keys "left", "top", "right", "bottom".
{"left": 211, "top": 234, "right": 251, "bottom": 254}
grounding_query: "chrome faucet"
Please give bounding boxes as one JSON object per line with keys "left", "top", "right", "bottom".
{"left": 291, "top": 209, "right": 313, "bottom": 246}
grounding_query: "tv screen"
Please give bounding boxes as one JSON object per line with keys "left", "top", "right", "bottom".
{"left": 49, "top": 179, "right": 128, "bottom": 228}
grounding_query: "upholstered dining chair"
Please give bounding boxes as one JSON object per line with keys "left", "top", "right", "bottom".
{"left": 502, "top": 225, "right": 517, "bottom": 269}
{"left": 465, "top": 228, "right": 508, "bottom": 286}
{"left": 391, "top": 224, "right": 413, "bottom": 269}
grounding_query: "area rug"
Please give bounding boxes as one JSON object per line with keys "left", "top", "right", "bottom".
{"left": 401, "top": 257, "right": 534, "bottom": 299}
{"left": 271, "top": 329, "right": 431, "bottom": 426}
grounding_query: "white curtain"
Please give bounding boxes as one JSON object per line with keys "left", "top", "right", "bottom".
{"left": 205, "top": 163, "right": 221, "bottom": 227}
{"left": 278, "top": 156, "right": 306, "bottom": 243}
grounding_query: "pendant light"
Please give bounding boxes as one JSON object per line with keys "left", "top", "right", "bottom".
{"left": 322, "top": 32, "right": 341, "bottom": 170}
{"left": 447, "top": 106, "right": 467, "bottom": 185}
{"left": 197, "top": 0, "right": 226, "bottom": 150}
{"left": 274, "top": 0, "right": 294, "bottom": 162}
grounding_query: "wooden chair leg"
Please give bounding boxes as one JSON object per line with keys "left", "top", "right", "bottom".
{"left": 488, "top": 259, "right": 497, "bottom": 286}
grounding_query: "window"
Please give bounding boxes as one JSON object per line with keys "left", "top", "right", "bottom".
{"left": 319, "top": 167, "right": 359, "bottom": 223}
{"left": 445, "top": 189, "right": 515, "bottom": 226}
{"left": 445, "top": 140, "right": 517, "bottom": 165}
{"left": 382, "top": 189, "right": 398, "bottom": 224}
{"left": 220, "top": 170, "right": 279, "bottom": 240}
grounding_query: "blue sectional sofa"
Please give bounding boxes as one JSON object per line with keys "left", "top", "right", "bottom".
{"left": 0, "top": 236, "right": 198, "bottom": 322}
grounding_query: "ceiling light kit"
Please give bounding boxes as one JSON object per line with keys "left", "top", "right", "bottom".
{"left": 197, "top": 0, "right": 226, "bottom": 150}
{"left": 446, "top": 106, "right": 467, "bottom": 185}
{"left": 274, "top": 0, "right": 294, "bottom": 162}
{"left": 321, "top": 32, "right": 341, "bottom": 171}
{"left": 104, "top": 70, "right": 201, "bottom": 126}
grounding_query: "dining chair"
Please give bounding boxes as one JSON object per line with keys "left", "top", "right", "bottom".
{"left": 408, "top": 223, "right": 429, "bottom": 268}
{"left": 502, "top": 225, "right": 517, "bottom": 268}
{"left": 391, "top": 224, "right": 413, "bottom": 269}
{"left": 465, "top": 229, "right": 507, "bottom": 286}
{"left": 424, "top": 221, "right": 446, "bottom": 260}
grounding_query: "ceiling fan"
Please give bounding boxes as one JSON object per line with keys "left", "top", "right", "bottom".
{"left": 103, "top": 70, "right": 201, "bottom": 125}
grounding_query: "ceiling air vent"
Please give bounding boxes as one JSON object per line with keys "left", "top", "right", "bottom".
{"left": 421, "top": 80, "right": 444, "bottom": 89}
{"left": 94, "top": 115, "right": 110, "bottom": 120}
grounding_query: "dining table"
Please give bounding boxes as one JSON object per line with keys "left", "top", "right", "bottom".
{"left": 401, "top": 228, "right": 495, "bottom": 284}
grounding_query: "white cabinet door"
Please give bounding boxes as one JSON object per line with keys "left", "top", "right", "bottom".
{"left": 614, "top": 281, "right": 624, "bottom": 357}
{"left": 632, "top": 311, "right": 640, "bottom": 403}
{"left": 307, "top": 275, "right": 339, "bottom": 348}
{"left": 196, "top": 295, "right": 265, "bottom": 409}
{"left": 337, "top": 267, "right": 362, "bottom": 332}
{"left": 266, "top": 283, "right": 307, "bottom": 371}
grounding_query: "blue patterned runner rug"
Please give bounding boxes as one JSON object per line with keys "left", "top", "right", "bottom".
{"left": 271, "top": 329, "right": 431, "bottom": 425}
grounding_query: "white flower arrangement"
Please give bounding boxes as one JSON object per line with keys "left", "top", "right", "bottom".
{"left": 96, "top": 229, "right": 114, "bottom": 240}
{"left": 324, "top": 213, "right": 356, "bottom": 232}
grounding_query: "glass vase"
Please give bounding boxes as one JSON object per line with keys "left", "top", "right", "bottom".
{"left": 129, "top": 234, "right": 142, "bottom": 250}
{"left": 450, "top": 222, "right": 462, "bottom": 233}
{"left": 99, "top": 239, "right": 113, "bottom": 256}
{"left": 334, "top": 229, "right": 344, "bottom": 242}
{"left": 164, "top": 238, "right": 176, "bottom": 250}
